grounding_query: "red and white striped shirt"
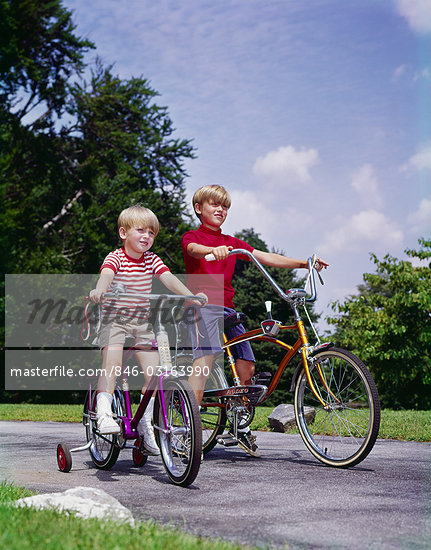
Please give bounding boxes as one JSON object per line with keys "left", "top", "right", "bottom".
{"left": 101, "top": 247, "right": 170, "bottom": 318}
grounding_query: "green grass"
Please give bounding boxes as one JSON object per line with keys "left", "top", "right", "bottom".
{"left": 0, "top": 481, "right": 247, "bottom": 550}
{"left": 249, "top": 406, "right": 431, "bottom": 441}
{"left": 0, "top": 481, "right": 35, "bottom": 503}
{"left": 1, "top": 403, "right": 430, "bottom": 441}
{"left": 0, "top": 403, "right": 84, "bottom": 423}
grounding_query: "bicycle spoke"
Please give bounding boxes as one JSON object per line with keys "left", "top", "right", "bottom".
{"left": 84, "top": 390, "right": 120, "bottom": 470}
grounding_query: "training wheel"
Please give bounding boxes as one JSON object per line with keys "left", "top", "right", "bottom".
{"left": 132, "top": 437, "right": 148, "bottom": 467}
{"left": 57, "top": 442, "right": 72, "bottom": 473}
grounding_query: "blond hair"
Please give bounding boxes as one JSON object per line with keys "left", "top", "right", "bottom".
{"left": 117, "top": 205, "right": 160, "bottom": 235}
{"left": 192, "top": 185, "right": 231, "bottom": 219}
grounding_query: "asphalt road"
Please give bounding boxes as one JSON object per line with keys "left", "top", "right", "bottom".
{"left": 1, "top": 420, "right": 430, "bottom": 549}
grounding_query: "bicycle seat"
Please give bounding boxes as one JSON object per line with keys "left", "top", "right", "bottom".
{"left": 224, "top": 312, "right": 247, "bottom": 328}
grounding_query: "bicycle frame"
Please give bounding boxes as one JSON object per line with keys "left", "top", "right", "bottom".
{"left": 196, "top": 252, "right": 380, "bottom": 467}
{"left": 222, "top": 324, "right": 304, "bottom": 402}
{"left": 59, "top": 292, "right": 204, "bottom": 484}
{"left": 202, "top": 251, "right": 330, "bottom": 409}
{"left": 87, "top": 293, "right": 203, "bottom": 444}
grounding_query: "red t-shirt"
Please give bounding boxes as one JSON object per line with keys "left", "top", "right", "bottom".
{"left": 181, "top": 225, "right": 254, "bottom": 308}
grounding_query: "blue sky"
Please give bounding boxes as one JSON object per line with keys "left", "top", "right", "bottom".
{"left": 64, "top": 0, "right": 431, "bottom": 328}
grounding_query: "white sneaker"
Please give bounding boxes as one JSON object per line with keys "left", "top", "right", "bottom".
{"left": 97, "top": 413, "right": 121, "bottom": 435}
{"left": 138, "top": 418, "right": 160, "bottom": 455}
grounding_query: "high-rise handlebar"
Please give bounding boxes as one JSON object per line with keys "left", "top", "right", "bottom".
{"left": 103, "top": 292, "right": 206, "bottom": 305}
{"left": 204, "top": 249, "right": 318, "bottom": 303}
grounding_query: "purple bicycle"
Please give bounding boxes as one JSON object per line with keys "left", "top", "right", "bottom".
{"left": 57, "top": 292, "right": 204, "bottom": 487}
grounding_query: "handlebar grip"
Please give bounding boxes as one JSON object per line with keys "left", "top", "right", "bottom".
{"left": 205, "top": 253, "right": 216, "bottom": 261}
{"left": 310, "top": 254, "right": 324, "bottom": 285}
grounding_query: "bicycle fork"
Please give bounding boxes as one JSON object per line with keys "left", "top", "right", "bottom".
{"left": 296, "top": 319, "right": 338, "bottom": 409}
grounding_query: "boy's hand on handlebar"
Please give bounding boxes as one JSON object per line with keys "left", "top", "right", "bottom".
{"left": 315, "top": 258, "right": 329, "bottom": 272}
{"left": 89, "top": 288, "right": 104, "bottom": 303}
{"left": 311, "top": 257, "right": 329, "bottom": 272}
{"left": 211, "top": 245, "right": 233, "bottom": 261}
{"left": 194, "top": 292, "right": 208, "bottom": 306}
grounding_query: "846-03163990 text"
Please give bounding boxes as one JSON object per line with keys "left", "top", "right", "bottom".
{"left": 8, "top": 364, "right": 210, "bottom": 379}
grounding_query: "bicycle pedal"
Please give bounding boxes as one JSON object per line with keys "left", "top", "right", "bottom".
{"left": 254, "top": 371, "right": 272, "bottom": 385}
{"left": 217, "top": 434, "right": 238, "bottom": 447}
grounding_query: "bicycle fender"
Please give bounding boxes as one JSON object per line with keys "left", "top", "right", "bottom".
{"left": 309, "top": 342, "right": 335, "bottom": 357}
{"left": 289, "top": 342, "right": 334, "bottom": 392}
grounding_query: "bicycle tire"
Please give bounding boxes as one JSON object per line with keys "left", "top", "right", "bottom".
{"left": 132, "top": 437, "right": 149, "bottom": 467}
{"left": 294, "top": 347, "right": 380, "bottom": 468}
{"left": 154, "top": 378, "right": 202, "bottom": 487}
{"left": 57, "top": 442, "right": 72, "bottom": 473}
{"left": 83, "top": 388, "right": 122, "bottom": 470}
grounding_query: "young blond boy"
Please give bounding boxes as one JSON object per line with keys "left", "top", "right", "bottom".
{"left": 181, "top": 185, "right": 328, "bottom": 456}
{"left": 90, "top": 204, "right": 206, "bottom": 455}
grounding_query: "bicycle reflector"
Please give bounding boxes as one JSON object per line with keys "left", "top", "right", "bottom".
{"left": 261, "top": 319, "right": 281, "bottom": 337}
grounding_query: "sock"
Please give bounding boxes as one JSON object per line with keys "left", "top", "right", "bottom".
{"left": 97, "top": 392, "right": 113, "bottom": 415}
{"left": 144, "top": 396, "right": 155, "bottom": 422}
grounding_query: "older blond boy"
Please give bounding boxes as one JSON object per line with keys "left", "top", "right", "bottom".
{"left": 182, "top": 185, "right": 328, "bottom": 456}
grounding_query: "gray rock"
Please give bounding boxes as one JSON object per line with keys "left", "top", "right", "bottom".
{"left": 14, "top": 486, "right": 134, "bottom": 525}
{"left": 268, "top": 403, "right": 315, "bottom": 433}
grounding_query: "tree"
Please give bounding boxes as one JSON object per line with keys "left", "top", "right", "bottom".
{"left": 327, "top": 238, "right": 431, "bottom": 409}
{"left": 0, "top": 1, "right": 196, "bottom": 403}
{"left": 1, "top": 4, "right": 195, "bottom": 275}
{"left": 231, "top": 229, "right": 319, "bottom": 404}
{"left": 28, "top": 62, "right": 195, "bottom": 274}
{"left": 1, "top": 0, "right": 95, "bottom": 273}
{"left": 0, "top": 0, "right": 94, "bottom": 119}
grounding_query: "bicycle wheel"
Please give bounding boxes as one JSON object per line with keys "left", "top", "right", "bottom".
{"left": 83, "top": 388, "right": 122, "bottom": 470}
{"left": 57, "top": 442, "right": 72, "bottom": 473}
{"left": 294, "top": 347, "right": 380, "bottom": 468}
{"left": 132, "top": 437, "right": 149, "bottom": 467}
{"left": 154, "top": 378, "right": 202, "bottom": 487}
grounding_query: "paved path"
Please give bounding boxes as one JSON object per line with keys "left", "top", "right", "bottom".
{"left": 1, "top": 421, "right": 430, "bottom": 549}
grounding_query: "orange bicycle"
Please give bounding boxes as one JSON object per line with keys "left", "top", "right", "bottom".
{"left": 196, "top": 251, "right": 381, "bottom": 468}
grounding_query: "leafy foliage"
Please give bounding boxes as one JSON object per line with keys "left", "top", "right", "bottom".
{"left": 0, "top": 0, "right": 94, "bottom": 118}
{"left": 1, "top": 0, "right": 195, "bottom": 403}
{"left": 327, "top": 238, "right": 431, "bottom": 409}
{"left": 1, "top": 4, "right": 195, "bottom": 275}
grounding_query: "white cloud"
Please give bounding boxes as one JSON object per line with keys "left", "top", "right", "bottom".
{"left": 401, "top": 144, "right": 431, "bottom": 172}
{"left": 351, "top": 164, "right": 382, "bottom": 208}
{"left": 395, "top": 0, "right": 431, "bottom": 34}
{"left": 392, "top": 64, "right": 407, "bottom": 83}
{"left": 222, "top": 189, "right": 274, "bottom": 237}
{"left": 318, "top": 210, "right": 404, "bottom": 255}
{"left": 407, "top": 197, "right": 431, "bottom": 234}
{"left": 253, "top": 145, "right": 319, "bottom": 188}
{"left": 221, "top": 189, "right": 315, "bottom": 255}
